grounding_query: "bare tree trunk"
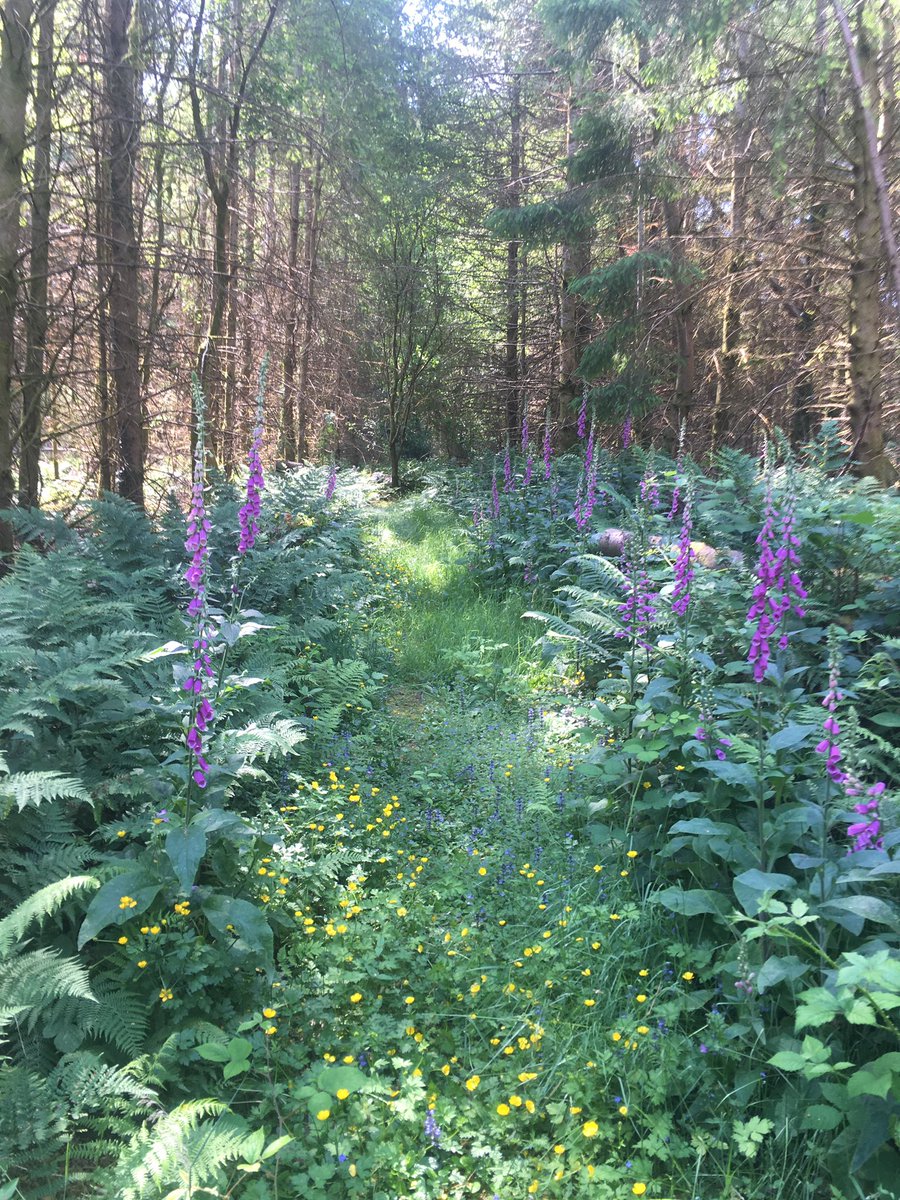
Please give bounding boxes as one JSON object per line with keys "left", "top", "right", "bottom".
{"left": 281, "top": 160, "right": 300, "bottom": 460}
{"left": 18, "top": 0, "right": 55, "bottom": 508}
{"left": 845, "top": 11, "right": 898, "bottom": 483}
{"left": 833, "top": 0, "right": 900, "bottom": 310}
{"left": 104, "top": 0, "right": 145, "bottom": 508}
{"left": 663, "top": 195, "right": 696, "bottom": 427}
{"left": 503, "top": 76, "right": 521, "bottom": 438}
{"left": 558, "top": 88, "right": 591, "bottom": 446}
{"left": 223, "top": 169, "right": 240, "bottom": 475}
{"left": 712, "top": 32, "right": 753, "bottom": 449}
{"left": 93, "top": 65, "right": 114, "bottom": 495}
{"left": 0, "top": 0, "right": 34, "bottom": 558}
{"left": 792, "top": 0, "right": 829, "bottom": 444}
{"left": 238, "top": 138, "right": 256, "bottom": 448}
{"left": 296, "top": 138, "right": 323, "bottom": 459}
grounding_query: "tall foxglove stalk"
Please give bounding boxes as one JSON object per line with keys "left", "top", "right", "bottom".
{"left": 577, "top": 394, "right": 587, "bottom": 440}
{"left": 503, "top": 445, "right": 513, "bottom": 493}
{"left": 671, "top": 480, "right": 694, "bottom": 617}
{"left": 747, "top": 481, "right": 807, "bottom": 682}
{"left": 183, "top": 377, "right": 215, "bottom": 790}
{"left": 523, "top": 455, "right": 533, "bottom": 487}
{"left": 490, "top": 471, "right": 500, "bottom": 520}
{"left": 817, "top": 636, "right": 886, "bottom": 852}
{"left": 521, "top": 415, "right": 529, "bottom": 453}
{"left": 747, "top": 487, "right": 780, "bottom": 682}
{"left": 237, "top": 357, "right": 268, "bottom": 555}
{"left": 324, "top": 464, "right": 337, "bottom": 500}
{"left": 616, "top": 557, "right": 657, "bottom": 652}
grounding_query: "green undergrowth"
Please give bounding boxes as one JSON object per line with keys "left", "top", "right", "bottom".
{"left": 363, "top": 497, "right": 548, "bottom": 694}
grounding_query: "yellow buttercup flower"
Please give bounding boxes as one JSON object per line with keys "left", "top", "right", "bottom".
{"left": 465, "top": 1075, "right": 480, "bottom": 1091}
{"left": 682, "top": 971, "right": 695, "bottom": 981}
{"left": 118, "top": 896, "right": 137, "bottom": 910}
{"left": 316, "top": 1109, "right": 330, "bottom": 1121}
{"left": 632, "top": 1185, "right": 647, "bottom": 1196}
{"left": 496, "top": 1103, "right": 510, "bottom": 1116}
{"left": 582, "top": 1120, "right": 599, "bottom": 1137}
{"left": 336, "top": 1088, "right": 350, "bottom": 1100}
{"left": 117, "top": 936, "right": 128, "bottom": 945}
{"left": 349, "top": 992, "right": 362, "bottom": 1003}
{"left": 263, "top": 1007, "right": 277, "bottom": 1019}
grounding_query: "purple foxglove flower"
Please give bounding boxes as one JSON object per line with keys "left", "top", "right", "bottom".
{"left": 503, "top": 446, "right": 513, "bottom": 493}
{"left": 748, "top": 481, "right": 807, "bottom": 679}
{"left": 577, "top": 395, "right": 588, "bottom": 440}
{"left": 521, "top": 416, "right": 529, "bottom": 453}
{"left": 523, "top": 455, "right": 533, "bottom": 487}
{"left": 615, "top": 557, "right": 657, "bottom": 651}
{"left": 622, "top": 413, "right": 632, "bottom": 449}
{"left": 324, "top": 464, "right": 337, "bottom": 500}
{"left": 640, "top": 470, "right": 660, "bottom": 511}
{"left": 848, "top": 782, "right": 885, "bottom": 852}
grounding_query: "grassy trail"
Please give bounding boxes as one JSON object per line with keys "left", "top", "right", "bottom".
{"left": 364, "top": 496, "right": 543, "bottom": 689}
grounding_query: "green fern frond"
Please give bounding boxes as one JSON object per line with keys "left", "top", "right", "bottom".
{"left": 0, "top": 875, "right": 98, "bottom": 955}
{"left": 0, "top": 771, "right": 91, "bottom": 815}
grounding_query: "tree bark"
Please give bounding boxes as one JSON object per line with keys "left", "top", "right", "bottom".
{"left": 296, "top": 138, "right": 323, "bottom": 459}
{"left": 792, "top": 0, "right": 829, "bottom": 445}
{"left": 0, "top": 0, "right": 34, "bottom": 558}
{"left": 281, "top": 159, "right": 301, "bottom": 461}
{"left": 558, "top": 88, "right": 591, "bottom": 446}
{"left": 712, "top": 32, "right": 753, "bottom": 449}
{"left": 503, "top": 76, "right": 521, "bottom": 439}
{"left": 104, "top": 0, "right": 145, "bottom": 508}
{"left": 845, "top": 10, "right": 898, "bottom": 483}
{"left": 17, "top": 0, "right": 55, "bottom": 508}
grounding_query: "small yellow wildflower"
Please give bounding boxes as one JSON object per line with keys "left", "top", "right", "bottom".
{"left": 582, "top": 1120, "right": 599, "bottom": 1137}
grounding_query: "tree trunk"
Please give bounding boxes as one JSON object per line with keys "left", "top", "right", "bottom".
{"left": 558, "top": 89, "right": 591, "bottom": 446}
{"left": 845, "top": 12, "right": 897, "bottom": 483}
{"left": 18, "top": 0, "right": 54, "bottom": 508}
{"left": 712, "top": 32, "right": 753, "bottom": 449}
{"left": 503, "top": 76, "right": 521, "bottom": 438}
{"left": 663, "top": 195, "right": 696, "bottom": 427}
{"left": 281, "top": 160, "right": 301, "bottom": 461}
{"left": 104, "top": 0, "right": 145, "bottom": 508}
{"left": 792, "top": 0, "right": 828, "bottom": 444}
{"left": 0, "top": 0, "right": 33, "bottom": 559}
{"left": 296, "top": 139, "right": 323, "bottom": 459}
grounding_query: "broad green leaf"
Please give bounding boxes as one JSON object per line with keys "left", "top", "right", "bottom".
{"left": 768, "top": 1050, "right": 807, "bottom": 1072}
{"left": 261, "top": 1134, "right": 295, "bottom": 1160}
{"left": 223, "top": 1057, "right": 251, "bottom": 1080}
{"left": 654, "top": 886, "right": 730, "bottom": 917}
{"left": 733, "top": 870, "right": 795, "bottom": 915}
{"left": 196, "top": 1041, "right": 231, "bottom": 1063}
{"left": 78, "top": 870, "right": 162, "bottom": 949}
{"left": 318, "top": 1064, "right": 367, "bottom": 1095}
{"left": 800, "top": 1105, "right": 843, "bottom": 1131}
{"left": 697, "top": 759, "right": 757, "bottom": 788}
{"left": 165, "top": 824, "right": 207, "bottom": 893}
{"left": 766, "top": 724, "right": 818, "bottom": 753}
{"left": 202, "top": 893, "right": 273, "bottom": 961}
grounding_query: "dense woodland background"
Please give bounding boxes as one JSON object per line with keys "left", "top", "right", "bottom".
{"left": 1, "top": 0, "right": 900, "bottom": 535}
